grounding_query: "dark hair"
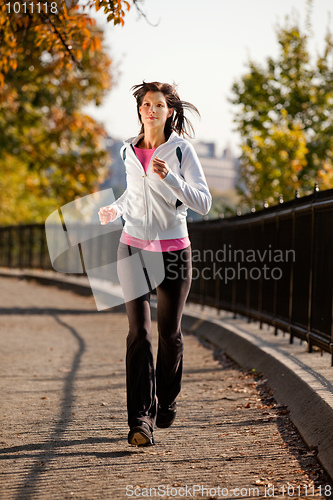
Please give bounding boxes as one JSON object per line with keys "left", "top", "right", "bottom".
{"left": 131, "top": 81, "right": 200, "bottom": 139}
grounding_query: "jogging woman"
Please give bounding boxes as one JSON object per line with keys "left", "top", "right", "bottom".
{"left": 98, "top": 81, "right": 212, "bottom": 446}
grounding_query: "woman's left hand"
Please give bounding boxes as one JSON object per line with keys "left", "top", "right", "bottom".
{"left": 152, "top": 156, "right": 169, "bottom": 180}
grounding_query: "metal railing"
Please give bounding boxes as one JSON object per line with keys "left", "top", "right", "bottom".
{"left": 1, "top": 187, "right": 333, "bottom": 364}
{"left": 188, "top": 187, "right": 333, "bottom": 365}
{"left": 0, "top": 224, "right": 50, "bottom": 270}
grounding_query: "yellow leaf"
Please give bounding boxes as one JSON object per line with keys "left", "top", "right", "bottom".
{"left": 94, "top": 37, "right": 101, "bottom": 50}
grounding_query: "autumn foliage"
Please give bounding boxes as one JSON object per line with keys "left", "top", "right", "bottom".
{"left": 229, "top": 14, "right": 333, "bottom": 210}
{"left": 0, "top": 1, "right": 133, "bottom": 85}
{"left": 0, "top": 0, "right": 137, "bottom": 224}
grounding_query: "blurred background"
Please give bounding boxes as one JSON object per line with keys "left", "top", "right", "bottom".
{"left": 1, "top": 0, "right": 333, "bottom": 223}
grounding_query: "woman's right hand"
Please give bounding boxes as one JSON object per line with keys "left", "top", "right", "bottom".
{"left": 98, "top": 205, "right": 118, "bottom": 225}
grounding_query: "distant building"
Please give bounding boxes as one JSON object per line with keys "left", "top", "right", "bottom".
{"left": 194, "top": 141, "right": 239, "bottom": 193}
{"left": 100, "top": 136, "right": 126, "bottom": 196}
{"left": 193, "top": 141, "right": 216, "bottom": 158}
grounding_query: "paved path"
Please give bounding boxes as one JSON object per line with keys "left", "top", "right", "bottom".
{"left": 0, "top": 275, "right": 332, "bottom": 499}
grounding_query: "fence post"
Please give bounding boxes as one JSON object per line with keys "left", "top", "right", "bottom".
{"left": 307, "top": 184, "right": 319, "bottom": 353}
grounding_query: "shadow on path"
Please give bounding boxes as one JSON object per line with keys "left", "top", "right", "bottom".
{"left": 1, "top": 314, "right": 128, "bottom": 500}
{"left": 0, "top": 306, "right": 125, "bottom": 316}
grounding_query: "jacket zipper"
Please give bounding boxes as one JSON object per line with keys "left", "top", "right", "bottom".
{"left": 130, "top": 144, "right": 150, "bottom": 240}
{"left": 129, "top": 140, "right": 171, "bottom": 241}
{"left": 144, "top": 144, "right": 164, "bottom": 241}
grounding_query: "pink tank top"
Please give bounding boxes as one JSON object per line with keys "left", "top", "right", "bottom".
{"left": 120, "top": 146, "right": 191, "bottom": 252}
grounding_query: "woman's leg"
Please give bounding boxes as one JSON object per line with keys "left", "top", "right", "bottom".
{"left": 124, "top": 293, "right": 157, "bottom": 431}
{"left": 117, "top": 242, "right": 156, "bottom": 432}
{"left": 155, "top": 245, "right": 192, "bottom": 407}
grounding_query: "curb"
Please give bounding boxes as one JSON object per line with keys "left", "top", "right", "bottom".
{"left": 180, "top": 310, "right": 333, "bottom": 482}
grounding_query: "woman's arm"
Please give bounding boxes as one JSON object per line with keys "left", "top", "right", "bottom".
{"left": 111, "top": 188, "right": 128, "bottom": 219}
{"left": 98, "top": 189, "right": 128, "bottom": 224}
{"left": 161, "top": 143, "right": 212, "bottom": 215}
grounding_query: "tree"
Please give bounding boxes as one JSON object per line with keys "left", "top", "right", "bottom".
{"left": 0, "top": 1, "right": 146, "bottom": 86}
{"left": 0, "top": 11, "right": 113, "bottom": 224}
{"left": 229, "top": 10, "right": 333, "bottom": 210}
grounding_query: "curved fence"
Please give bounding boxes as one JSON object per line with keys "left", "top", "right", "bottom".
{"left": 188, "top": 188, "right": 333, "bottom": 365}
{"left": 1, "top": 187, "right": 333, "bottom": 365}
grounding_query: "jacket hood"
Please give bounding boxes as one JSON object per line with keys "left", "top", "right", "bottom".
{"left": 123, "top": 130, "right": 179, "bottom": 147}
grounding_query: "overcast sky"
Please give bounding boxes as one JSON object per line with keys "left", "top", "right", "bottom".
{"left": 83, "top": 0, "right": 333, "bottom": 157}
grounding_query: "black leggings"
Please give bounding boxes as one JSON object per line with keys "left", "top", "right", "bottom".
{"left": 116, "top": 241, "right": 192, "bottom": 430}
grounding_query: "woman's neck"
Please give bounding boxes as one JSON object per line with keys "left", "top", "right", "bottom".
{"left": 138, "top": 129, "right": 167, "bottom": 149}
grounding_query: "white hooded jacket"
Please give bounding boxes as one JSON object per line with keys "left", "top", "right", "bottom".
{"left": 111, "top": 131, "right": 212, "bottom": 241}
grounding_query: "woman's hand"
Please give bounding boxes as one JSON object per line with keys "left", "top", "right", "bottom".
{"left": 98, "top": 205, "right": 117, "bottom": 225}
{"left": 152, "top": 156, "right": 169, "bottom": 180}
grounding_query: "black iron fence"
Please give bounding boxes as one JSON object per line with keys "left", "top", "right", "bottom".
{"left": 188, "top": 187, "right": 333, "bottom": 365}
{"left": 0, "top": 224, "right": 50, "bottom": 270}
{"left": 1, "top": 187, "right": 333, "bottom": 364}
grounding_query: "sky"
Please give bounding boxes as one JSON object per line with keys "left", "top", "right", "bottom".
{"left": 83, "top": 0, "right": 333, "bottom": 157}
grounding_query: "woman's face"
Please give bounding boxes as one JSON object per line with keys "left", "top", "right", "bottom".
{"left": 139, "top": 91, "right": 173, "bottom": 131}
